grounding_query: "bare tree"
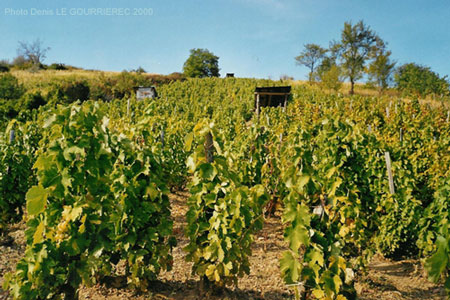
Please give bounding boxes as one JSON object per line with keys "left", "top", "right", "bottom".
{"left": 17, "top": 39, "right": 50, "bottom": 66}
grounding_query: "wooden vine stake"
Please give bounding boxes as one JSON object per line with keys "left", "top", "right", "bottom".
{"left": 127, "top": 98, "right": 131, "bottom": 117}
{"left": 447, "top": 110, "right": 449, "bottom": 123}
{"left": 204, "top": 132, "right": 214, "bottom": 163}
{"left": 9, "top": 129, "right": 15, "bottom": 143}
{"left": 256, "top": 94, "right": 260, "bottom": 118}
{"left": 160, "top": 127, "right": 165, "bottom": 147}
{"left": 385, "top": 152, "right": 395, "bottom": 194}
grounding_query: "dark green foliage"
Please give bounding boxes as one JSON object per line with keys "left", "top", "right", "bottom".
{"left": 56, "top": 79, "right": 90, "bottom": 103}
{"left": 0, "top": 60, "right": 10, "bottom": 73}
{"left": 22, "top": 92, "right": 47, "bottom": 110}
{"left": 0, "top": 73, "right": 24, "bottom": 100}
{"left": 183, "top": 48, "right": 220, "bottom": 78}
{"left": 47, "top": 63, "right": 68, "bottom": 70}
{"left": 394, "top": 63, "right": 449, "bottom": 97}
{"left": 0, "top": 122, "right": 39, "bottom": 235}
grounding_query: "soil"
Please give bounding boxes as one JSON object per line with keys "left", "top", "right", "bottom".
{"left": 0, "top": 191, "right": 446, "bottom": 300}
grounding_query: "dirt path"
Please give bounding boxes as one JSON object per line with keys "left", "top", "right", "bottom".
{"left": 0, "top": 191, "right": 446, "bottom": 299}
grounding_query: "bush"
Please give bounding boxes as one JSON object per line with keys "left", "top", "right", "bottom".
{"left": 47, "top": 63, "right": 68, "bottom": 70}
{"left": 55, "top": 79, "right": 90, "bottom": 103}
{"left": 11, "top": 55, "right": 30, "bottom": 70}
{"left": 394, "top": 63, "right": 450, "bottom": 97}
{"left": 22, "top": 92, "right": 47, "bottom": 110}
{"left": 320, "top": 65, "right": 343, "bottom": 92}
{"left": 0, "top": 74, "right": 24, "bottom": 100}
{"left": 0, "top": 60, "right": 10, "bottom": 73}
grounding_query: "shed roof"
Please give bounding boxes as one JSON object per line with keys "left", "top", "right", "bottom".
{"left": 254, "top": 86, "right": 291, "bottom": 94}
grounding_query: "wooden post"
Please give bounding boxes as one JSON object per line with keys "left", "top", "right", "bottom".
{"left": 256, "top": 93, "right": 260, "bottom": 117}
{"left": 204, "top": 132, "right": 214, "bottom": 163}
{"left": 160, "top": 127, "right": 165, "bottom": 147}
{"left": 385, "top": 152, "right": 395, "bottom": 194}
{"left": 127, "top": 98, "right": 131, "bottom": 117}
{"left": 9, "top": 130, "right": 15, "bottom": 143}
{"left": 283, "top": 94, "right": 288, "bottom": 113}
{"left": 399, "top": 128, "right": 403, "bottom": 143}
{"left": 367, "top": 125, "right": 372, "bottom": 133}
{"left": 447, "top": 111, "right": 449, "bottom": 123}
{"left": 279, "top": 132, "right": 283, "bottom": 151}
{"left": 385, "top": 106, "right": 390, "bottom": 118}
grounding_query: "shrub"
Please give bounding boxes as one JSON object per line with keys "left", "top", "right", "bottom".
{"left": 56, "top": 79, "right": 90, "bottom": 103}
{"left": 0, "top": 60, "right": 10, "bottom": 73}
{"left": 22, "top": 92, "right": 47, "bottom": 110}
{"left": 47, "top": 63, "right": 68, "bottom": 70}
{"left": 394, "top": 63, "right": 450, "bottom": 97}
{"left": 320, "top": 65, "right": 343, "bottom": 92}
{"left": 0, "top": 73, "right": 24, "bottom": 100}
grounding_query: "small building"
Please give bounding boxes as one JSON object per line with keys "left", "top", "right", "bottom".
{"left": 226, "top": 73, "right": 235, "bottom": 78}
{"left": 254, "top": 86, "right": 291, "bottom": 114}
{"left": 134, "top": 86, "right": 158, "bottom": 101}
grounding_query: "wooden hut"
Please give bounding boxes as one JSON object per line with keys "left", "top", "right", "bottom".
{"left": 134, "top": 86, "right": 158, "bottom": 101}
{"left": 254, "top": 86, "right": 291, "bottom": 115}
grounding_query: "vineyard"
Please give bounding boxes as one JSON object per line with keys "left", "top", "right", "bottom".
{"left": 0, "top": 77, "right": 449, "bottom": 299}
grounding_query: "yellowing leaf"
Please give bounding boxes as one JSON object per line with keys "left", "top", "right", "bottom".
{"left": 296, "top": 175, "right": 310, "bottom": 190}
{"left": 184, "top": 132, "right": 194, "bottom": 151}
{"left": 214, "top": 269, "right": 220, "bottom": 282}
{"left": 312, "top": 289, "right": 325, "bottom": 299}
{"left": 79, "top": 215, "right": 87, "bottom": 233}
{"left": 33, "top": 222, "right": 45, "bottom": 245}
{"left": 26, "top": 185, "right": 48, "bottom": 216}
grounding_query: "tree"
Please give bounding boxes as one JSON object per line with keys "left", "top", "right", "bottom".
{"left": 367, "top": 44, "right": 396, "bottom": 94}
{"left": 295, "top": 44, "right": 327, "bottom": 84}
{"left": 333, "top": 21, "right": 381, "bottom": 95}
{"left": 394, "top": 63, "right": 449, "bottom": 97}
{"left": 16, "top": 39, "right": 50, "bottom": 66}
{"left": 183, "top": 48, "right": 220, "bottom": 78}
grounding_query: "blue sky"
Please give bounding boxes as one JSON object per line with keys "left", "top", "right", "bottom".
{"left": 0, "top": 0, "right": 449, "bottom": 80}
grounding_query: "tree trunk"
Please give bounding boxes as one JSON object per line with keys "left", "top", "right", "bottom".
{"left": 350, "top": 78, "right": 355, "bottom": 95}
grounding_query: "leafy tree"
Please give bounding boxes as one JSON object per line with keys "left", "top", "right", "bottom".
{"left": 367, "top": 48, "right": 396, "bottom": 94}
{"left": 394, "top": 63, "right": 449, "bottom": 97}
{"left": 0, "top": 73, "right": 24, "bottom": 100}
{"left": 333, "top": 21, "right": 381, "bottom": 94}
{"left": 16, "top": 39, "right": 50, "bottom": 66}
{"left": 183, "top": 48, "right": 220, "bottom": 78}
{"left": 295, "top": 44, "right": 327, "bottom": 84}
